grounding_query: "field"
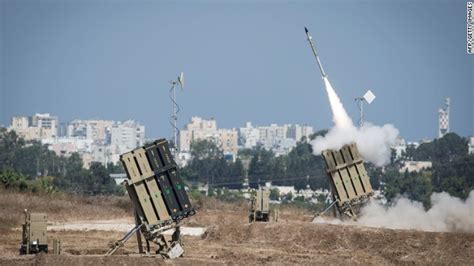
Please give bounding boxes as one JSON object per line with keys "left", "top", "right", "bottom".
{"left": 0, "top": 190, "right": 473, "bottom": 265}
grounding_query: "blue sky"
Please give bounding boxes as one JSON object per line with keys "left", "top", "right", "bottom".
{"left": 1, "top": 0, "right": 472, "bottom": 141}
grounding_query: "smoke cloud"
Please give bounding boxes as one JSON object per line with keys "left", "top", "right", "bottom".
{"left": 312, "top": 77, "right": 399, "bottom": 167}
{"left": 312, "top": 123, "right": 399, "bottom": 167}
{"left": 314, "top": 191, "right": 474, "bottom": 233}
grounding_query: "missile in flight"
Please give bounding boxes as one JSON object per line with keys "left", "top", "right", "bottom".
{"left": 304, "top": 27, "right": 327, "bottom": 78}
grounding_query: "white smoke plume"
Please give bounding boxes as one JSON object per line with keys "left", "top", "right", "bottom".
{"left": 312, "top": 123, "right": 399, "bottom": 167}
{"left": 314, "top": 191, "right": 474, "bottom": 233}
{"left": 312, "top": 77, "right": 399, "bottom": 167}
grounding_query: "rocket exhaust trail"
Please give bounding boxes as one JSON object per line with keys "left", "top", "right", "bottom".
{"left": 307, "top": 27, "right": 400, "bottom": 167}
{"left": 305, "top": 27, "right": 353, "bottom": 129}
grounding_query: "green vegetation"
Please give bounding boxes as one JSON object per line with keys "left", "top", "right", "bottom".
{"left": 0, "top": 128, "right": 122, "bottom": 195}
{"left": 183, "top": 133, "right": 473, "bottom": 210}
{"left": 3, "top": 123, "right": 471, "bottom": 210}
{"left": 382, "top": 133, "right": 473, "bottom": 208}
{"left": 180, "top": 138, "right": 329, "bottom": 191}
{"left": 269, "top": 188, "right": 280, "bottom": 200}
{"left": 284, "top": 198, "right": 325, "bottom": 213}
{"left": 180, "top": 139, "right": 245, "bottom": 189}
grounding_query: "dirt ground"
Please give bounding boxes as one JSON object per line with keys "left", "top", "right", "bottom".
{"left": 0, "top": 192, "right": 473, "bottom": 265}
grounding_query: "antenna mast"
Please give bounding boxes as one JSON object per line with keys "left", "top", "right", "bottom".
{"left": 169, "top": 72, "right": 184, "bottom": 156}
{"left": 355, "top": 90, "right": 376, "bottom": 128}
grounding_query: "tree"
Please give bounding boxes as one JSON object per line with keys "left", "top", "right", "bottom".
{"left": 0, "top": 127, "right": 124, "bottom": 195}
{"left": 269, "top": 188, "right": 280, "bottom": 201}
{"left": 284, "top": 141, "right": 328, "bottom": 190}
{"left": 410, "top": 133, "right": 467, "bottom": 162}
{"left": 383, "top": 170, "right": 433, "bottom": 209}
{"left": 181, "top": 139, "right": 246, "bottom": 189}
{"left": 227, "top": 158, "right": 245, "bottom": 189}
{"left": 185, "top": 139, "right": 224, "bottom": 185}
{"left": 0, "top": 128, "right": 25, "bottom": 171}
{"left": 383, "top": 132, "right": 473, "bottom": 207}
{"left": 106, "top": 162, "right": 124, "bottom": 174}
{"left": 190, "top": 139, "right": 222, "bottom": 160}
{"left": 248, "top": 146, "right": 275, "bottom": 187}
{"left": 284, "top": 191, "right": 293, "bottom": 202}
{"left": 432, "top": 153, "right": 474, "bottom": 199}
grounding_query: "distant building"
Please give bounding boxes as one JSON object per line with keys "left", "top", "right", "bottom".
{"left": 271, "top": 185, "right": 296, "bottom": 196}
{"left": 110, "top": 120, "right": 145, "bottom": 156}
{"left": 469, "top": 137, "right": 474, "bottom": 155}
{"left": 42, "top": 137, "right": 93, "bottom": 156}
{"left": 11, "top": 116, "right": 29, "bottom": 130}
{"left": 272, "top": 138, "right": 297, "bottom": 157}
{"left": 238, "top": 122, "right": 313, "bottom": 155}
{"left": 91, "top": 144, "right": 114, "bottom": 166}
{"left": 64, "top": 119, "right": 144, "bottom": 165}
{"left": 218, "top": 128, "right": 239, "bottom": 156}
{"left": 9, "top": 113, "right": 58, "bottom": 140}
{"left": 287, "top": 124, "right": 314, "bottom": 142}
{"left": 67, "top": 119, "right": 114, "bottom": 142}
{"left": 177, "top": 151, "right": 192, "bottom": 167}
{"left": 399, "top": 161, "right": 432, "bottom": 173}
{"left": 30, "top": 113, "right": 59, "bottom": 136}
{"left": 110, "top": 173, "right": 127, "bottom": 185}
{"left": 258, "top": 124, "right": 288, "bottom": 150}
{"left": 239, "top": 122, "right": 260, "bottom": 149}
{"left": 8, "top": 114, "right": 146, "bottom": 167}
{"left": 179, "top": 117, "right": 238, "bottom": 156}
{"left": 392, "top": 137, "right": 407, "bottom": 159}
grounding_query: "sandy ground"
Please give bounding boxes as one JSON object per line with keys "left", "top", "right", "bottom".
{"left": 47, "top": 220, "right": 206, "bottom": 236}
{"left": 1, "top": 206, "right": 473, "bottom": 265}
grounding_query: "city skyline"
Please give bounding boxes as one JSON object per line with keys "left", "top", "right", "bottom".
{"left": 6, "top": 112, "right": 468, "bottom": 144}
{"left": 1, "top": 1, "right": 472, "bottom": 141}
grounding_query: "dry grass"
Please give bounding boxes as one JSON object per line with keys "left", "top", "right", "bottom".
{"left": 194, "top": 196, "right": 248, "bottom": 212}
{"left": 0, "top": 189, "right": 132, "bottom": 232}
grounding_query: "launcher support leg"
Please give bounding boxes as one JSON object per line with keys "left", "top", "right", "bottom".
{"left": 136, "top": 230, "right": 144, "bottom": 254}
{"left": 146, "top": 239, "right": 150, "bottom": 254}
{"left": 172, "top": 226, "right": 181, "bottom": 244}
{"left": 314, "top": 200, "right": 338, "bottom": 219}
{"left": 331, "top": 193, "right": 337, "bottom": 218}
{"left": 106, "top": 223, "right": 143, "bottom": 255}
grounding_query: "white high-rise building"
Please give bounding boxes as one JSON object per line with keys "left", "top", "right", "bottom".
{"left": 30, "top": 113, "right": 59, "bottom": 136}
{"left": 239, "top": 122, "right": 260, "bottom": 149}
{"left": 110, "top": 120, "right": 145, "bottom": 156}
{"left": 258, "top": 124, "right": 288, "bottom": 150}
{"left": 67, "top": 119, "right": 114, "bottom": 142}
{"left": 238, "top": 122, "right": 314, "bottom": 154}
{"left": 392, "top": 137, "right": 407, "bottom": 159}
{"left": 286, "top": 124, "right": 314, "bottom": 142}
{"left": 179, "top": 117, "right": 238, "bottom": 155}
{"left": 468, "top": 137, "right": 474, "bottom": 155}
